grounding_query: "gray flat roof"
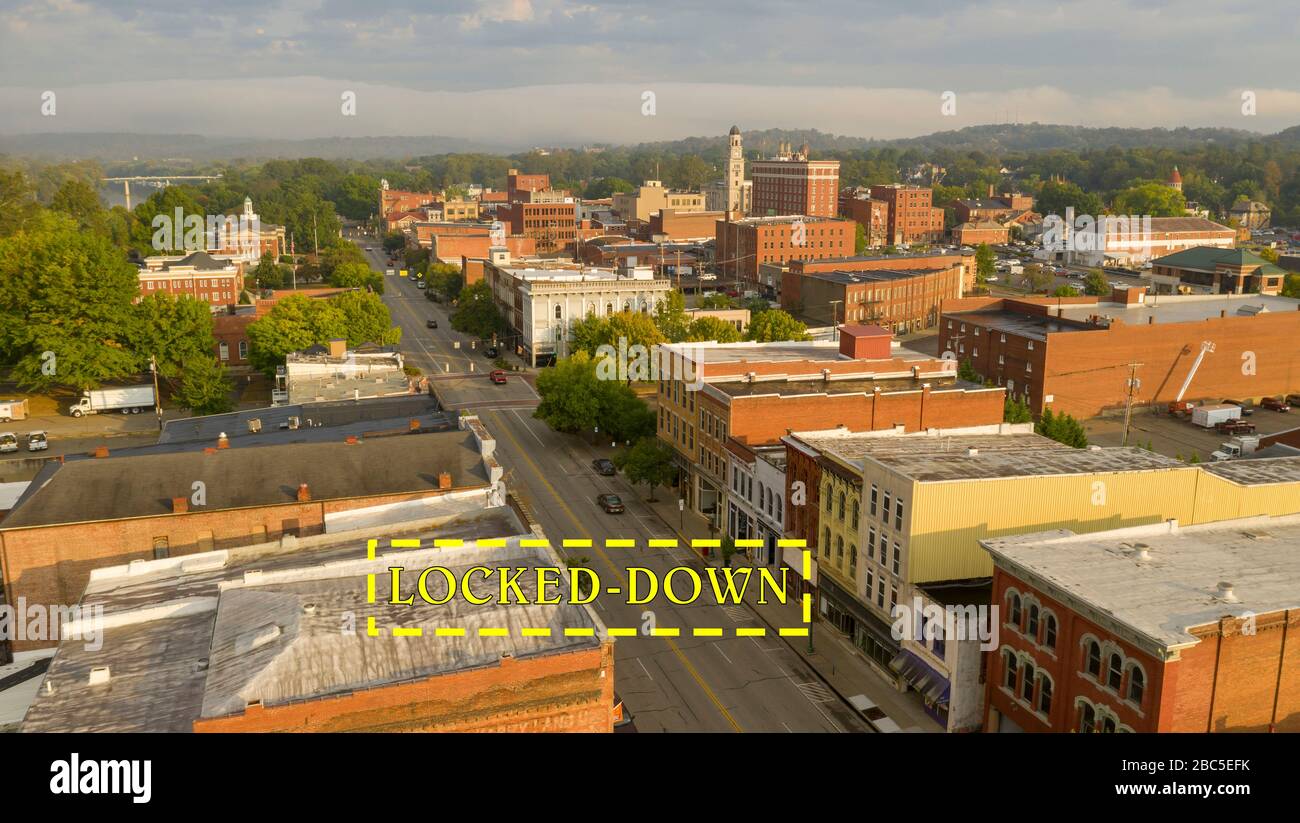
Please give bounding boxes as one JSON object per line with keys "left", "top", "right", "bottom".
{"left": 982, "top": 514, "right": 1300, "bottom": 651}
{"left": 19, "top": 509, "right": 592, "bottom": 733}
{"left": 1, "top": 430, "right": 489, "bottom": 529}
{"left": 1052, "top": 293, "right": 1300, "bottom": 326}
{"left": 159, "top": 396, "right": 448, "bottom": 446}
{"left": 712, "top": 374, "right": 971, "bottom": 399}
{"left": 1203, "top": 455, "right": 1300, "bottom": 485}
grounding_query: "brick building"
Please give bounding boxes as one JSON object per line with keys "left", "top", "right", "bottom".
{"left": 648, "top": 209, "right": 730, "bottom": 242}
{"left": 498, "top": 200, "right": 579, "bottom": 253}
{"left": 137, "top": 251, "right": 241, "bottom": 305}
{"left": 781, "top": 264, "right": 965, "bottom": 333}
{"left": 655, "top": 331, "right": 1004, "bottom": 527}
{"left": 952, "top": 192, "right": 1034, "bottom": 224}
{"left": 839, "top": 195, "right": 889, "bottom": 249}
{"left": 22, "top": 515, "right": 616, "bottom": 732}
{"left": 611, "top": 180, "right": 705, "bottom": 223}
{"left": 750, "top": 143, "right": 840, "bottom": 218}
{"left": 1146, "top": 246, "right": 1288, "bottom": 295}
{"left": 0, "top": 423, "right": 504, "bottom": 653}
{"left": 869, "top": 185, "right": 946, "bottom": 245}
{"left": 787, "top": 250, "right": 976, "bottom": 297}
{"left": 380, "top": 183, "right": 438, "bottom": 218}
{"left": 983, "top": 513, "right": 1300, "bottom": 733}
{"left": 716, "top": 215, "right": 855, "bottom": 291}
{"left": 506, "top": 169, "right": 552, "bottom": 202}
{"left": 951, "top": 220, "right": 1010, "bottom": 246}
{"left": 939, "top": 289, "right": 1300, "bottom": 418}
{"left": 418, "top": 222, "right": 536, "bottom": 263}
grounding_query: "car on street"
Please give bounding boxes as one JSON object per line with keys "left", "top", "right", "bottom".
{"left": 416, "top": 280, "right": 426, "bottom": 289}
{"left": 26, "top": 431, "right": 48, "bottom": 451}
{"left": 484, "top": 346, "right": 499, "bottom": 359}
{"left": 364, "top": 247, "right": 374, "bottom": 252}
{"left": 1222, "top": 399, "right": 1255, "bottom": 416}
{"left": 596, "top": 493, "right": 625, "bottom": 513}
{"left": 489, "top": 370, "right": 508, "bottom": 384}
{"left": 0, "top": 432, "right": 17, "bottom": 454}
{"left": 592, "top": 458, "right": 616, "bottom": 476}
{"left": 426, "top": 319, "right": 438, "bottom": 329}
{"left": 1261, "top": 396, "right": 1290, "bottom": 412}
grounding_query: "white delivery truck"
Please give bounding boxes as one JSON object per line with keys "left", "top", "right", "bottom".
{"left": 68, "top": 385, "right": 156, "bottom": 418}
{"left": 0, "top": 399, "right": 29, "bottom": 423}
{"left": 1191, "top": 403, "right": 1241, "bottom": 429}
{"left": 1212, "top": 435, "right": 1261, "bottom": 462}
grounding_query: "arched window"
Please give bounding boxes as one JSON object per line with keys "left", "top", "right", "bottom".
{"left": 1021, "top": 661, "right": 1036, "bottom": 702}
{"left": 1107, "top": 653, "right": 1123, "bottom": 691}
{"left": 824, "top": 484, "right": 833, "bottom": 511}
{"left": 849, "top": 545, "right": 857, "bottom": 574}
{"left": 822, "top": 527, "right": 831, "bottom": 558}
{"left": 837, "top": 492, "right": 846, "bottom": 520}
{"left": 835, "top": 535, "right": 844, "bottom": 560}
{"left": 1003, "top": 650, "right": 1018, "bottom": 691}
{"left": 606, "top": 302, "right": 613, "bottom": 314}
{"left": 1008, "top": 593, "right": 1022, "bottom": 627}
{"left": 1038, "top": 675, "right": 1053, "bottom": 714}
{"left": 851, "top": 501, "right": 860, "bottom": 529}
{"left": 1086, "top": 641, "right": 1102, "bottom": 677}
{"left": 1128, "top": 666, "right": 1145, "bottom": 705}
{"left": 1101, "top": 715, "right": 1117, "bottom": 734}
{"left": 1078, "top": 702, "right": 1096, "bottom": 733}
{"left": 1044, "top": 614, "right": 1058, "bottom": 650}
{"left": 1027, "top": 605, "right": 1040, "bottom": 639}
{"left": 554, "top": 305, "right": 562, "bottom": 319}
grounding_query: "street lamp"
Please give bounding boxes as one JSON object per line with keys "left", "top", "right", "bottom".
{"left": 149, "top": 355, "right": 163, "bottom": 431}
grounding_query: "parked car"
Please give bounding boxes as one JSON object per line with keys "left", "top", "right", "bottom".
{"left": 1287, "top": 394, "right": 1300, "bottom": 406}
{"left": 596, "top": 493, "right": 625, "bottom": 514}
{"left": 1216, "top": 419, "right": 1256, "bottom": 435}
{"left": 1261, "top": 396, "right": 1290, "bottom": 412}
{"left": 489, "top": 370, "right": 508, "bottom": 384}
{"left": 1222, "top": 399, "right": 1255, "bottom": 416}
{"left": 483, "top": 346, "right": 499, "bottom": 359}
{"left": 426, "top": 319, "right": 438, "bottom": 329}
{"left": 0, "top": 432, "right": 17, "bottom": 454}
{"left": 592, "top": 458, "right": 616, "bottom": 476}
{"left": 26, "top": 431, "right": 48, "bottom": 451}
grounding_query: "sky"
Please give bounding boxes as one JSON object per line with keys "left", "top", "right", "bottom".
{"left": 2, "top": 0, "right": 1298, "bottom": 144}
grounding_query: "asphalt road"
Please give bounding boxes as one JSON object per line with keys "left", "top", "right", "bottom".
{"left": 356, "top": 239, "right": 871, "bottom": 733}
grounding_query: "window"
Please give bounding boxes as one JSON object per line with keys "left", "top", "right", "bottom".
{"left": 1044, "top": 615, "right": 1057, "bottom": 650}
{"left": 1038, "top": 676, "right": 1053, "bottom": 714}
{"left": 849, "top": 544, "right": 857, "bottom": 575}
{"left": 835, "top": 535, "right": 844, "bottom": 560}
{"left": 218, "top": 342, "right": 230, "bottom": 361}
{"left": 1003, "top": 650, "right": 1018, "bottom": 690}
{"left": 1008, "top": 593, "right": 1022, "bottom": 627}
{"left": 1107, "top": 654, "right": 1123, "bottom": 691}
{"left": 892, "top": 542, "right": 900, "bottom": 575}
{"left": 152, "top": 537, "right": 169, "bottom": 560}
{"left": 837, "top": 492, "right": 846, "bottom": 521}
{"left": 870, "top": 485, "right": 878, "bottom": 516}
{"left": 851, "top": 501, "right": 859, "bottom": 529}
{"left": 1128, "top": 666, "right": 1145, "bottom": 705}
{"left": 1078, "top": 702, "right": 1096, "bottom": 733}
{"left": 1021, "top": 662, "right": 1036, "bottom": 702}
{"left": 894, "top": 499, "right": 904, "bottom": 530}
{"left": 555, "top": 305, "right": 563, "bottom": 319}
{"left": 238, "top": 340, "right": 248, "bottom": 359}
{"left": 1027, "top": 605, "right": 1040, "bottom": 640}
{"left": 876, "top": 578, "right": 885, "bottom": 608}
{"left": 882, "top": 492, "right": 891, "bottom": 523}
{"left": 1101, "top": 716, "right": 1117, "bottom": 734}
{"left": 867, "top": 528, "right": 876, "bottom": 560}
{"left": 824, "top": 484, "right": 833, "bottom": 511}
{"left": 1086, "top": 641, "right": 1102, "bottom": 676}
{"left": 822, "top": 527, "right": 831, "bottom": 558}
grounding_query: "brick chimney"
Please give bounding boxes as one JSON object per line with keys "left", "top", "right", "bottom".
{"left": 437, "top": 472, "right": 452, "bottom": 490}
{"left": 297, "top": 483, "right": 311, "bottom": 502}
{"left": 839, "top": 324, "right": 893, "bottom": 360}
{"left": 217, "top": 432, "right": 230, "bottom": 449}
{"left": 172, "top": 496, "right": 189, "bottom": 513}
{"left": 93, "top": 445, "right": 109, "bottom": 458}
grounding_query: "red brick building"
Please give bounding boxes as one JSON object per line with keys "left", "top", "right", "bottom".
{"left": 840, "top": 196, "right": 889, "bottom": 248}
{"left": 781, "top": 264, "right": 965, "bottom": 333}
{"left": 137, "top": 251, "right": 241, "bottom": 305}
{"left": 870, "top": 185, "right": 946, "bottom": 245}
{"left": 952, "top": 192, "right": 1034, "bottom": 224}
{"left": 939, "top": 290, "right": 1300, "bottom": 418}
{"left": 951, "top": 220, "right": 1010, "bottom": 246}
{"left": 380, "top": 186, "right": 438, "bottom": 218}
{"left": 419, "top": 223, "right": 536, "bottom": 262}
{"left": 716, "top": 215, "right": 855, "bottom": 287}
{"left": 649, "top": 209, "right": 731, "bottom": 241}
{"left": 750, "top": 144, "right": 840, "bottom": 218}
{"left": 983, "top": 515, "right": 1300, "bottom": 733}
{"left": 507, "top": 169, "right": 552, "bottom": 202}
{"left": 789, "top": 251, "right": 976, "bottom": 296}
{"left": 498, "top": 201, "right": 578, "bottom": 253}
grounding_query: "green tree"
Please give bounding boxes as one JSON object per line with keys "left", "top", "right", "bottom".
{"left": 596, "top": 381, "right": 656, "bottom": 442}
{"left": 1016, "top": 264, "right": 1054, "bottom": 294}
{"left": 605, "top": 311, "right": 667, "bottom": 353}
{"left": 854, "top": 222, "right": 868, "bottom": 255}
{"left": 127, "top": 293, "right": 218, "bottom": 378}
{"left": 174, "top": 355, "right": 234, "bottom": 415}
{"left": 745, "top": 309, "right": 810, "bottom": 342}
{"left": 330, "top": 261, "right": 383, "bottom": 293}
{"left": 245, "top": 293, "right": 348, "bottom": 372}
{"left": 613, "top": 437, "right": 676, "bottom": 502}
{"left": 451, "top": 280, "right": 506, "bottom": 340}
{"left": 0, "top": 169, "right": 40, "bottom": 238}
{"left": 1282, "top": 273, "right": 1300, "bottom": 299}
{"left": 699, "top": 293, "right": 735, "bottom": 310}
{"left": 958, "top": 358, "right": 982, "bottom": 383}
{"left": 1083, "top": 268, "right": 1110, "bottom": 296}
{"left": 1112, "top": 182, "right": 1187, "bottom": 218}
{"left": 584, "top": 177, "right": 635, "bottom": 199}
{"left": 49, "top": 179, "right": 104, "bottom": 229}
{"left": 653, "top": 290, "right": 690, "bottom": 343}
{"left": 685, "top": 316, "right": 742, "bottom": 343}
{"left": 331, "top": 290, "right": 402, "bottom": 347}
{"left": 1052, "top": 285, "right": 1081, "bottom": 297}
{"left": 534, "top": 352, "right": 603, "bottom": 433}
{"left": 1003, "top": 395, "right": 1032, "bottom": 423}
{"left": 382, "top": 231, "right": 407, "bottom": 253}
{"left": 975, "top": 243, "right": 996, "bottom": 285}
{"left": 252, "top": 252, "right": 289, "bottom": 289}
{"left": 0, "top": 212, "right": 142, "bottom": 389}
{"left": 1258, "top": 247, "right": 1280, "bottom": 264}
{"left": 1035, "top": 408, "right": 1089, "bottom": 448}
{"left": 1036, "top": 179, "right": 1103, "bottom": 218}
{"left": 569, "top": 313, "right": 607, "bottom": 357}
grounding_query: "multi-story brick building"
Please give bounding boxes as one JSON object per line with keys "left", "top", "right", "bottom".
{"left": 939, "top": 289, "right": 1300, "bottom": 418}
{"left": 611, "top": 180, "right": 705, "bottom": 223}
{"left": 0, "top": 421, "right": 504, "bottom": 654}
{"left": 951, "top": 220, "right": 1010, "bottom": 246}
{"left": 22, "top": 508, "right": 616, "bottom": 732}
{"left": 498, "top": 200, "right": 579, "bottom": 253}
{"left": 750, "top": 143, "right": 840, "bottom": 218}
{"left": 137, "top": 251, "right": 241, "bottom": 305}
{"left": 647, "top": 209, "right": 730, "bottom": 242}
{"left": 656, "top": 329, "right": 1004, "bottom": 530}
{"left": 780, "top": 264, "right": 965, "bottom": 333}
{"left": 952, "top": 192, "right": 1034, "bottom": 224}
{"left": 790, "top": 250, "right": 977, "bottom": 295}
{"left": 870, "top": 185, "right": 946, "bottom": 245}
{"left": 417, "top": 222, "right": 536, "bottom": 263}
{"left": 380, "top": 181, "right": 438, "bottom": 218}
{"left": 506, "top": 169, "right": 552, "bottom": 202}
{"left": 839, "top": 195, "right": 889, "bottom": 249}
{"left": 982, "top": 512, "right": 1300, "bottom": 733}
{"left": 716, "top": 215, "right": 855, "bottom": 291}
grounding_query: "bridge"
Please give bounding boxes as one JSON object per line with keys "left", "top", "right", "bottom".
{"left": 101, "top": 175, "right": 223, "bottom": 210}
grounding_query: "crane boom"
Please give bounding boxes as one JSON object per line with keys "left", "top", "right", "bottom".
{"left": 1174, "top": 340, "right": 1215, "bottom": 402}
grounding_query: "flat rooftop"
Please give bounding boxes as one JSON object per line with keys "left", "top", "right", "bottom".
{"left": 1, "top": 429, "right": 490, "bottom": 529}
{"left": 809, "top": 268, "right": 949, "bottom": 285}
{"left": 19, "top": 509, "right": 605, "bottom": 733}
{"left": 790, "top": 431, "right": 1186, "bottom": 482}
{"left": 158, "top": 396, "right": 450, "bottom": 446}
{"left": 982, "top": 514, "right": 1300, "bottom": 651}
{"left": 711, "top": 374, "right": 970, "bottom": 399}
{"left": 1203, "top": 455, "right": 1300, "bottom": 485}
{"left": 661, "top": 340, "right": 854, "bottom": 364}
{"left": 1053, "top": 293, "right": 1300, "bottom": 326}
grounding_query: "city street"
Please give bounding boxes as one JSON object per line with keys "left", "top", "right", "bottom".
{"left": 358, "top": 240, "right": 873, "bottom": 733}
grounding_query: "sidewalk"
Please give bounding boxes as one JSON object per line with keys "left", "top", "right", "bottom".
{"left": 641, "top": 495, "right": 943, "bottom": 733}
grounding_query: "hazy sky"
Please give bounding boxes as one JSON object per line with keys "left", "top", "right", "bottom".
{"left": 2, "top": 0, "right": 1298, "bottom": 143}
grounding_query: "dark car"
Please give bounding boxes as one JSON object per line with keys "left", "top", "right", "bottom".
{"left": 1216, "top": 419, "right": 1255, "bottom": 435}
{"left": 596, "top": 493, "right": 625, "bottom": 513}
{"left": 483, "top": 346, "right": 499, "bottom": 359}
{"left": 592, "top": 458, "right": 616, "bottom": 476}
{"left": 1222, "top": 399, "right": 1255, "bottom": 416}
{"left": 1261, "top": 396, "right": 1290, "bottom": 412}
{"left": 489, "top": 370, "right": 508, "bottom": 385}
{"left": 426, "top": 319, "right": 438, "bottom": 329}
{"left": 1288, "top": 394, "right": 1300, "bottom": 406}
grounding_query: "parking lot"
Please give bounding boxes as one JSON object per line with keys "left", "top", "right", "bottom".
{"left": 1085, "top": 403, "right": 1296, "bottom": 460}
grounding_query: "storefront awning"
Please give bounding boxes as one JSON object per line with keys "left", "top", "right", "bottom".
{"left": 889, "top": 650, "right": 951, "bottom": 705}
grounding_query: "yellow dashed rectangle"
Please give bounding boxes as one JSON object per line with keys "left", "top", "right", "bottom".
{"left": 736, "top": 628, "right": 766, "bottom": 637}
{"left": 563, "top": 538, "right": 592, "bottom": 548}
{"left": 367, "top": 539, "right": 378, "bottom": 560}
{"left": 692, "top": 539, "right": 721, "bottom": 548}
{"left": 651, "top": 627, "right": 680, "bottom": 637}
{"left": 606, "top": 539, "right": 635, "bottom": 548}
{"left": 477, "top": 538, "right": 507, "bottom": 548}
{"left": 608, "top": 628, "right": 638, "bottom": 637}
{"left": 478, "top": 628, "right": 509, "bottom": 637}
{"left": 778, "top": 538, "right": 807, "bottom": 547}
{"left": 366, "top": 573, "right": 376, "bottom": 604}
{"left": 391, "top": 539, "right": 421, "bottom": 548}
{"left": 433, "top": 538, "right": 463, "bottom": 548}
{"left": 367, "top": 616, "right": 381, "bottom": 637}
{"left": 433, "top": 627, "right": 464, "bottom": 637}
{"left": 648, "top": 539, "right": 678, "bottom": 548}
{"left": 803, "top": 593, "right": 812, "bottom": 624}
{"left": 521, "top": 627, "right": 552, "bottom": 637}
{"left": 564, "top": 627, "right": 596, "bottom": 637}
{"left": 520, "top": 539, "right": 550, "bottom": 548}
{"left": 393, "top": 627, "right": 424, "bottom": 637}
{"left": 779, "top": 628, "right": 809, "bottom": 637}
{"left": 693, "top": 628, "right": 724, "bottom": 637}
{"left": 735, "top": 539, "right": 762, "bottom": 548}
{"left": 803, "top": 550, "right": 811, "bottom": 581}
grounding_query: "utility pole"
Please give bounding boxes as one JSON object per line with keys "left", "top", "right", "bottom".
{"left": 828, "top": 299, "right": 842, "bottom": 341}
{"left": 1121, "top": 361, "right": 1143, "bottom": 446}
{"left": 149, "top": 355, "right": 163, "bottom": 431}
